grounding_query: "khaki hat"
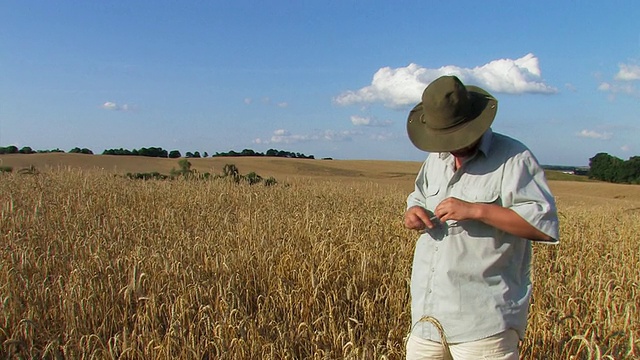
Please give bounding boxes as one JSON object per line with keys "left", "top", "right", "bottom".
{"left": 407, "top": 75, "right": 498, "bottom": 152}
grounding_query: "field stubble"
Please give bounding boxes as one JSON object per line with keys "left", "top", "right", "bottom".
{"left": 1, "top": 169, "right": 638, "bottom": 359}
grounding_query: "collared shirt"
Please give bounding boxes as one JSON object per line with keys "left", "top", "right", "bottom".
{"left": 406, "top": 129, "right": 559, "bottom": 343}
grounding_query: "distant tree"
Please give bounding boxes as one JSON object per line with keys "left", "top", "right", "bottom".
{"left": 169, "top": 150, "right": 181, "bottom": 158}
{"left": 71, "top": 147, "right": 94, "bottom": 155}
{"left": 0, "top": 146, "right": 19, "bottom": 154}
{"left": 18, "top": 146, "right": 35, "bottom": 154}
{"left": 185, "top": 151, "right": 194, "bottom": 158}
{"left": 266, "top": 149, "right": 278, "bottom": 157}
{"left": 620, "top": 156, "right": 640, "bottom": 184}
{"left": 211, "top": 148, "right": 315, "bottom": 159}
{"left": 241, "top": 149, "right": 256, "bottom": 156}
{"left": 589, "top": 152, "right": 639, "bottom": 184}
{"left": 203, "top": 151, "right": 208, "bottom": 158}
{"left": 137, "top": 147, "right": 168, "bottom": 158}
{"left": 37, "top": 148, "right": 64, "bottom": 153}
{"left": 193, "top": 151, "right": 201, "bottom": 158}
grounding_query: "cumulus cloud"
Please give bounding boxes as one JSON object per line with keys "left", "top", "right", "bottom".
{"left": 334, "top": 53, "right": 556, "bottom": 109}
{"left": 614, "top": 63, "right": 640, "bottom": 81}
{"left": 598, "top": 61, "right": 640, "bottom": 99}
{"left": 577, "top": 129, "right": 612, "bottom": 140}
{"left": 350, "top": 115, "right": 393, "bottom": 127}
{"left": 253, "top": 128, "right": 361, "bottom": 145}
{"left": 101, "top": 101, "right": 135, "bottom": 111}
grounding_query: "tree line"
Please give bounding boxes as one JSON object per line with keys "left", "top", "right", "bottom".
{"left": 589, "top": 153, "right": 640, "bottom": 184}
{"left": 0, "top": 145, "right": 315, "bottom": 159}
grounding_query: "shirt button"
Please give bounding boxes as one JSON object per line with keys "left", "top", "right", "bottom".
{"left": 431, "top": 268, "right": 435, "bottom": 272}
{"left": 428, "top": 289, "right": 432, "bottom": 293}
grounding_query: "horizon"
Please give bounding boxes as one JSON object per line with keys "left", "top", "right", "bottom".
{"left": 0, "top": 145, "right": 599, "bottom": 168}
{"left": 2, "top": 1, "right": 639, "bottom": 167}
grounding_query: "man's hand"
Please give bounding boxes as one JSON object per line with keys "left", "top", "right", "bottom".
{"left": 434, "top": 197, "right": 480, "bottom": 223}
{"left": 435, "top": 197, "right": 554, "bottom": 242}
{"left": 404, "top": 206, "right": 436, "bottom": 231}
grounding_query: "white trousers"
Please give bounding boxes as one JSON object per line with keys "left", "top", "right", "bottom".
{"left": 406, "top": 330, "right": 519, "bottom": 360}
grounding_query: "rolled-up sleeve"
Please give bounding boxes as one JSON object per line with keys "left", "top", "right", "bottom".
{"left": 501, "top": 151, "right": 560, "bottom": 243}
{"left": 407, "top": 161, "right": 428, "bottom": 210}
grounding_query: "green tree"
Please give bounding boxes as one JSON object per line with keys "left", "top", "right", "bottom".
{"left": 71, "top": 147, "right": 94, "bottom": 154}
{"left": 589, "top": 152, "right": 633, "bottom": 183}
{"left": 620, "top": 156, "right": 640, "bottom": 184}
{"left": 169, "top": 150, "right": 181, "bottom": 158}
{"left": 0, "top": 146, "right": 18, "bottom": 154}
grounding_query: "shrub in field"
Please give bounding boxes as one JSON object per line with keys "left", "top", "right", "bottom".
{"left": 264, "top": 176, "right": 277, "bottom": 186}
{"left": 17, "top": 165, "right": 38, "bottom": 175}
{"left": 244, "top": 171, "right": 262, "bottom": 185}
{"left": 126, "top": 172, "right": 169, "bottom": 180}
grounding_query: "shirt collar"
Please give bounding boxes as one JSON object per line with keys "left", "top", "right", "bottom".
{"left": 477, "top": 128, "right": 493, "bottom": 157}
{"left": 439, "top": 128, "right": 493, "bottom": 161}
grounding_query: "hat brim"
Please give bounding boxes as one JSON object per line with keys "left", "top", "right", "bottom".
{"left": 407, "top": 85, "right": 497, "bottom": 152}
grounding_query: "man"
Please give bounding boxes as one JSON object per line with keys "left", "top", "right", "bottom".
{"left": 404, "top": 75, "right": 559, "bottom": 359}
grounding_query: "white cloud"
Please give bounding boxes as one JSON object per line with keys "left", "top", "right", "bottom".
{"left": 334, "top": 53, "right": 557, "bottom": 109}
{"left": 351, "top": 115, "right": 371, "bottom": 126}
{"left": 597, "top": 61, "right": 640, "bottom": 99}
{"left": 350, "top": 115, "right": 393, "bottom": 127}
{"left": 577, "top": 129, "right": 612, "bottom": 140}
{"left": 101, "top": 101, "right": 135, "bottom": 112}
{"left": 245, "top": 97, "right": 289, "bottom": 108}
{"left": 614, "top": 63, "right": 640, "bottom": 81}
{"left": 102, "top": 102, "right": 118, "bottom": 110}
{"left": 597, "top": 81, "right": 638, "bottom": 98}
{"left": 598, "top": 82, "right": 611, "bottom": 91}
{"left": 369, "top": 132, "right": 395, "bottom": 141}
{"left": 621, "top": 144, "right": 632, "bottom": 152}
{"left": 254, "top": 129, "right": 361, "bottom": 145}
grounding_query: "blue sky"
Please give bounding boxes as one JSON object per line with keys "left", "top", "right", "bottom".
{"left": 1, "top": 1, "right": 639, "bottom": 166}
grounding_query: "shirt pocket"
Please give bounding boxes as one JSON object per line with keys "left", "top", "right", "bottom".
{"left": 459, "top": 187, "right": 501, "bottom": 205}
{"left": 424, "top": 186, "right": 442, "bottom": 212}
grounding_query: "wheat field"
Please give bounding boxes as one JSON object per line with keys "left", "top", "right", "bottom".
{"left": 1, "top": 163, "right": 639, "bottom": 359}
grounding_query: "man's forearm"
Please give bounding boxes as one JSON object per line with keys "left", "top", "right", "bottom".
{"left": 473, "top": 203, "right": 552, "bottom": 242}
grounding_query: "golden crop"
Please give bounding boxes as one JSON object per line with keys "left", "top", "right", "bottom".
{"left": 1, "top": 169, "right": 638, "bottom": 359}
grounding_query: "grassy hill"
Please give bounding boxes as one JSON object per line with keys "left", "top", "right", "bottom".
{"left": 4, "top": 153, "right": 638, "bottom": 206}
{"left": 0, "top": 153, "right": 421, "bottom": 184}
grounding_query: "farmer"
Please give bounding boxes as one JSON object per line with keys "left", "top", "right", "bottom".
{"left": 403, "top": 75, "right": 559, "bottom": 359}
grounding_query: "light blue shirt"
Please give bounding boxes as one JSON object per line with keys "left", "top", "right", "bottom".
{"left": 407, "top": 129, "right": 559, "bottom": 343}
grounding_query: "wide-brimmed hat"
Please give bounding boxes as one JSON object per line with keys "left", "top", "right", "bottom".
{"left": 407, "top": 75, "right": 498, "bottom": 152}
